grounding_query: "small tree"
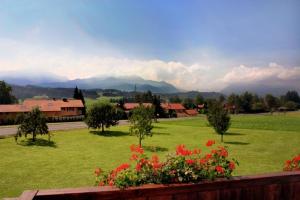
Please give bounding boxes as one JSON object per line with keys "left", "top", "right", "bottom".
{"left": 129, "top": 105, "right": 154, "bottom": 147}
{"left": 85, "top": 102, "right": 119, "bottom": 132}
{"left": 15, "top": 107, "right": 49, "bottom": 142}
{"left": 206, "top": 101, "right": 230, "bottom": 142}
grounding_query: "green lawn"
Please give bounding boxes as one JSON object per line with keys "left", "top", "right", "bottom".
{"left": 1, "top": 112, "right": 300, "bottom": 198}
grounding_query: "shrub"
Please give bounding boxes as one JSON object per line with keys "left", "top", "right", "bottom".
{"left": 283, "top": 154, "right": 300, "bottom": 171}
{"left": 95, "top": 140, "right": 238, "bottom": 188}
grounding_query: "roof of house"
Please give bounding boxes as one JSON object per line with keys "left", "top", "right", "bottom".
{"left": 161, "top": 103, "right": 185, "bottom": 110}
{"left": 123, "top": 103, "right": 152, "bottom": 110}
{"left": 185, "top": 109, "right": 198, "bottom": 115}
{"left": 0, "top": 99, "right": 84, "bottom": 113}
{"left": 0, "top": 105, "right": 29, "bottom": 113}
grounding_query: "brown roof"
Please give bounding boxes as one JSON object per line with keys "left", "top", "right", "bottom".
{"left": 123, "top": 103, "right": 152, "bottom": 110}
{"left": 185, "top": 109, "right": 198, "bottom": 116}
{"left": 161, "top": 103, "right": 185, "bottom": 110}
{"left": 0, "top": 99, "right": 84, "bottom": 113}
{"left": 0, "top": 105, "right": 29, "bottom": 113}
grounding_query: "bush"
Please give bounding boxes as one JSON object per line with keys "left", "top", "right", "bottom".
{"left": 94, "top": 140, "right": 238, "bottom": 188}
{"left": 284, "top": 154, "right": 300, "bottom": 171}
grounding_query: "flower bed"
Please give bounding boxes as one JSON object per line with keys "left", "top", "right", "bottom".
{"left": 284, "top": 154, "right": 300, "bottom": 171}
{"left": 95, "top": 140, "right": 238, "bottom": 188}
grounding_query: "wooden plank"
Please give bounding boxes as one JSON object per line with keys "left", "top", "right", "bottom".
{"left": 18, "top": 190, "right": 38, "bottom": 200}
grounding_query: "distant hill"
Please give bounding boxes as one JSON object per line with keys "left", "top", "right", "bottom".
{"left": 11, "top": 85, "right": 98, "bottom": 100}
{"left": 222, "top": 80, "right": 300, "bottom": 96}
{"left": 2, "top": 74, "right": 180, "bottom": 94}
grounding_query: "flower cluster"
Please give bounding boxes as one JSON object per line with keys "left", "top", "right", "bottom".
{"left": 284, "top": 154, "right": 300, "bottom": 171}
{"left": 95, "top": 140, "right": 238, "bottom": 188}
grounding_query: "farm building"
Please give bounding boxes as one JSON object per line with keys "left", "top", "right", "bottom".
{"left": 0, "top": 99, "right": 84, "bottom": 124}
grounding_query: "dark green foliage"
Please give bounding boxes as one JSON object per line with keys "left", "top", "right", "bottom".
{"left": 183, "top": 98, "right": 195, "bottom": 109}
{"left": 85, "top": 102, "right": 119, "bottom": 132}
{"left": 264, "top": 94, "right": 278, "bottom": 113}
{"left": 0, "top": 81, "right": 17, "bottom": 104}
{"left": 284, "top": 91, "right": 300, "bottom": 103}
{"left": 129, "top": 105, "right": 154, "bottom": 147}
{"left": 15, "top": 107, "right": 49, "bottom": 142}
{"left": 206, "top": 101, "right": 231, "bottom": 142}
{"left": 152, "top": 95, "right": 166, "bottom": 119}
{"left": 169, "top": 95, "right": 182, "bottom": 103}
{"left": 284, "top": 101, "right": 298, "bottom": 111}
{"left": 73, "top": 86, "right": 86, "bottom": 116}
{"left": 195, "top": 94, "right": 204, "bottom": 105}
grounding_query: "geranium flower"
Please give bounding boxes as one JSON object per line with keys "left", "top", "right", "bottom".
{"left": 206, "top": 140, "right": 215, "bottom": 147}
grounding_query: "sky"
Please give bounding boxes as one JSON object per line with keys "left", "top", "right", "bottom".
{"left": 0, "top": 0, "right": 299, "bottom": 91}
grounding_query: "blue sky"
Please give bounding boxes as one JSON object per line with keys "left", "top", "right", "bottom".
{"left": 0, "top": 0, "right": 299, "bottom": 91}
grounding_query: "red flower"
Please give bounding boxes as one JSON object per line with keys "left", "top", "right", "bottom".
{"left": 218, "top": 147, "right": 228, "bottom": 157}
{"left": 186, "top": 159, "right": 195, "bottom": 165}
{"left": 130, "top": 144, "right": 144, "bottom": 154}
{"left": 109, "top": 180, "right": 114, "bottom": 186}
{"left": 151, "top": 155, "right": 159, "bottom": 164}
{"left": 115, "top": 163, "right": 130, "bottom": 173}
{"left": 193, "top": 148, "right": 201, "bottom": 155}
{"left": 215, "top": 165, "right": 224, "bottom": 174}
{"left": 130, "top": 153, "right": 139, "bottom": 161}
{"left": 229, "top": 162, "right": 235, "bottom": 170}
{"left": 206, "top": 140, "right": 215, "bottom": 147}
{"left": 176, "top": 144, "right": 192, "bottom": 156}
{"left": 98, "top": 181, "right": 105, "bottom": 186}
{"left": 199, "top": 158, "right": 207, "bottom": 164}
{"left": 205, "top": 154, "right": 212, "bottom": 160}
{"left": 94, "top": 168, "right": 102, "bottom": 176}
{"left": 136, "top": 163, "right": 142, "bottom": 172}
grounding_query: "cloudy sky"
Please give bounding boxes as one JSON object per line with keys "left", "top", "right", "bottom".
{"left": 0, "top": 0, "right": 299, "bottom": 91}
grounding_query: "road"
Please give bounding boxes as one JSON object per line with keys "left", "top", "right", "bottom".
{"left": 0, "top": 117, "right": 197, "bottom": 137}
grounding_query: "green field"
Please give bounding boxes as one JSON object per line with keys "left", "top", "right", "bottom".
{"left": 1, "top": 112, "right": 300, "bottom": 198}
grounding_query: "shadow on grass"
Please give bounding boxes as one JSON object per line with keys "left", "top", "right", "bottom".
{"left": 143, "top": 145, "right": 168, "bottom": 152}
{"left": 226, "top": 132, "right": 245, "bottom": 136}
{"left": 224, "top": 141, "right": 250, "bottom": 145}
{"left": 18, "top": 138, "right": 57, "bottom": 148}
{"left": 153, "top": 126, "right": 167, "bottom": 129}
{"left": 153, "top": 132, "right": 170, "bottom": 136}
{"left": 90, "top": 130, "right": 129, "bottom": 137}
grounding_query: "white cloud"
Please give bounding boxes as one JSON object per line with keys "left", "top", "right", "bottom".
{"left": 222, "top": 63, "right": 300, "bottom": 84}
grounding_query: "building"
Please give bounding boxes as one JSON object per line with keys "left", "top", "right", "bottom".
{"left": 161, "top": 103, "right": 187, "bottom": 117}
{"left": 123, "top": 103, "right": 152, "bottom": 111}
{"left": 0, "top": 99, "right": 84, "bottom": 124}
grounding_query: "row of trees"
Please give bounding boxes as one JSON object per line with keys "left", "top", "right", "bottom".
{"left": 85, "top": 102, "right": 154, "bottom": 146}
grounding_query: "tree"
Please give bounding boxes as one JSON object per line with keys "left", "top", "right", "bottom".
{"left": 85, "top": 102, "right": 119, "bottom": 132}
{"left": 227, "top": 93, "right": 242, "bottom": 114}
{"left": 195, "top": 94, "right": 204, "bottom": 105}
{"left": 264, "top": 94, "right": 278, "bottom": 113}
{"left": 0, "top": 80, "right": 17, "bottom": 104}
{"left": 284, "top": 91, "right": 300, "bottom": 105}
{"left": 15, "top": 107, "right": 49, "bottom": 142}
{"left": 73, "top": 86, "right": 86, "bottom": 116}
{"left": 169, "top": 95, "right": 181, "bottom": 103}
{"left": 129, "top": 105, "right": 154, "bottom": 147}
{"left": 183, "top": 98, "right": 195, "bottom": 109}
{"left": 206, "top": 101, "right": 231, "bottom": 142}
{"left": 152, "top": 95, "right": 165, "bottom": 119}
{"left": 240, "top": 92, "right": 253, "bottom": 113}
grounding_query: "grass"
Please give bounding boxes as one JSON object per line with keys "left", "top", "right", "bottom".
{"left": 1, "top": 111, "right": 300, "bottom": 198}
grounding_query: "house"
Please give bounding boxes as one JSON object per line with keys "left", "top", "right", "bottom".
{"left": 161, "top": 103, "right": 187, "bottom": 117}
{"left": 123, "top": 103, "right": 152, "bottom": 111}
{"left": 0, "top": 99, "right": 84, "bottom": 124}
{"left": 185, "top": 109, "right": 198, "bottom": 116}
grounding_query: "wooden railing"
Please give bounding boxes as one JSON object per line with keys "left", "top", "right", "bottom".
{"left": 17, "top": 171, "right": 300, "bottom": 200}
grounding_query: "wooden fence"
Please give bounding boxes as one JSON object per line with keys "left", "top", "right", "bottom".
{"left": 16, "top": 171, "right": 300, "bottom": 200}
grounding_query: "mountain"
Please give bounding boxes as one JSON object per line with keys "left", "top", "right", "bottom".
{"left": 0, "top": 71, "right": 67, "bottom": 85}
{"left": 222, "top": 79, "right": 300, "bottom": 96}
{"left": 39, "top": 75, "right": 180, "bottom": 93}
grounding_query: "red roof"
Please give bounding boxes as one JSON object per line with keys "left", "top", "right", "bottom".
{"left": 185, "top": 109, "right": 198, "bottom": 116}
{"left": 197, "top": 104, "right": 205, "bottom": 109}
{"left": 0, "top": 99, "right": 84, "bottom": 113}
{"left": 123, "top": 103, "right": 152, "bottom": 110}
{"left": 161, "top": 103, "right": 185, "bottom": 110}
